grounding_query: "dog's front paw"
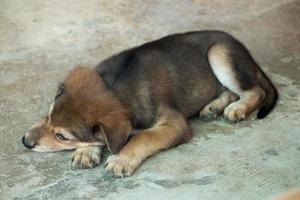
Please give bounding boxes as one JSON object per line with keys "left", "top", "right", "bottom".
{"left": 105, "top": 154, "right": 141, "bottom": 177}
{"left": 71, "top": 146, "right": 102, "bottom": 169}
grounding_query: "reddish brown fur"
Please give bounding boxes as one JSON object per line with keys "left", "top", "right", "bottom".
{"left": 24, "top": 67, "right": 132, "bottom": 153}
{"left": 52, "top": 67, "right": 132, "bottom": 153}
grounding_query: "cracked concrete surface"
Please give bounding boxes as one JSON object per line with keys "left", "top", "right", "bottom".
{"left": 0, "top": 0, "right": 300, "bottom": 199}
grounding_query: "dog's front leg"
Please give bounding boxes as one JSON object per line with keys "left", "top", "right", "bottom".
{"left": 105, "top": 106, "right": 191, "bottom": 177}
{"left": 71, "top": 146, "right": 103, "bottom": 169}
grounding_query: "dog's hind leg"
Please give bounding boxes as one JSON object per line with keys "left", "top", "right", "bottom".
{"left": 199, "top": 90, "right": 238, "bottom": 121}
{"left": 224, "top": 86, "right": 265, "bottom": 122}
{"left": 105, "top": 105, "right": 191, "bottom": 177}
{"left": 208, "top": 44, "right": 266, "bottom": 122}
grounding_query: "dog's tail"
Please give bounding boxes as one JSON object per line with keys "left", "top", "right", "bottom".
{"left": 256, "top": 68, "right": 278, "bottom": 119}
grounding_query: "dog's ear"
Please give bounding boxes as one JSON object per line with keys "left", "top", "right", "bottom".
{"left": 55, "top": 83, "right": 65, "bottom": 100}
{"left": 92, "top": 121, "right": 130, "bottom": 154}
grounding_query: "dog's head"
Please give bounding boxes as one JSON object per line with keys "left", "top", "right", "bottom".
{"left": 22, "top": 67, "right": 131, "bottom": 153}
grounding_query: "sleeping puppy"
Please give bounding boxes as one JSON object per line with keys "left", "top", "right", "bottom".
{"left": 22, "top": 30, "right": 278, "bottom": 177}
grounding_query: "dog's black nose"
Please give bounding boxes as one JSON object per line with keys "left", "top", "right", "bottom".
{"left": 22, "top": 136, "right": 36, "bottom": 149}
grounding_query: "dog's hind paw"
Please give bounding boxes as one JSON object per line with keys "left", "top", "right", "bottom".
{"left": 224, "top": 102, "right": 247, "bottom": 123}
{"left": 105, "top": 154, "right": 141, "bottom": 177}
{"left": 71, "top": 146, "right": 102, "bottom": 169}
{"left": 199, "top": 104, "right": 221, "bottom": 121}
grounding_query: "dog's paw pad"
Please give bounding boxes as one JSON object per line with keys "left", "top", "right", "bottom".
{"left": 71, "top": 146, "right": 101, "bottom": 169}
{"left": 105, "top": 154, "right": 140, "bottom": 177}
{"left": 224, "top": 102, "right": 247, "bottom": 123}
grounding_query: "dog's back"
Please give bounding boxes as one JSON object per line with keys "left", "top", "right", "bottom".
{"left": 96, "top": 30, "right": 277, "bottom": 128}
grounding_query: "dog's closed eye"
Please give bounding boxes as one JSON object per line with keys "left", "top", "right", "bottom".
{"left": 56, "top": 133, "right": 69, "bottom": 141}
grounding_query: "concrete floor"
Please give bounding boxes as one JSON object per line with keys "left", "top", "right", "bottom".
{"left": 0, "top": 0, "right": 300, "bottom": 199}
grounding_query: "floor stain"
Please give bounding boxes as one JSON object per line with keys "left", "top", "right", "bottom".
{"left": 151, "top": 176, "right": 216, "bottom": 189}
{"left": 264, "top": 148, "right": 279, "bottom": 156}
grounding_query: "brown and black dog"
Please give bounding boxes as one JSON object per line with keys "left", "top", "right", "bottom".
{"left": 22, "top": 30, "right": 277, "bottom": 176}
